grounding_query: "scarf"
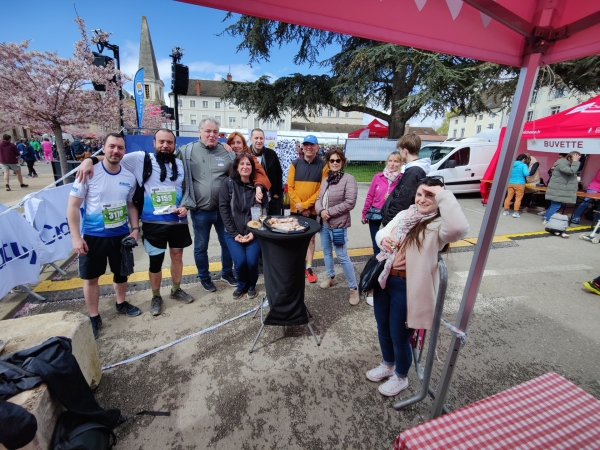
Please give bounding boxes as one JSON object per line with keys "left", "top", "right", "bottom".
{"left": 327, "top": 169, "right": 344, "bottom": 185}
{"left": 383, "top": 166, "right": 399, "bottom": 184}
{"left": 377, "top": 204, "right": 438, "bottom": 288}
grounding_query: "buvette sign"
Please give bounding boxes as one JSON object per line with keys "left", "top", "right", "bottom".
{"left": 527, "top": 138, "right": 600, "bottom": 154}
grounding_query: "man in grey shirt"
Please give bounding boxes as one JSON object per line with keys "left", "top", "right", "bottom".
{"left": 178, "top": 118, "right": 238, "bottom": 292}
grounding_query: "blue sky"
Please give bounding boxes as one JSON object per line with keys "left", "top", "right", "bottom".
{"left": 0, "top": 0, "right": 438, "bottom": 127}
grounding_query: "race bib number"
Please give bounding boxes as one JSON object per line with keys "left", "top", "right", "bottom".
{"left": 102, "top": 201, "right": 127, "bottom": 228}
{"left": 151, "top": 186, "right": 177, "bottom": 215}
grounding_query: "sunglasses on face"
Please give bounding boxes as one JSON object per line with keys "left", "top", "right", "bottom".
{"left": 329, "top": 158, "right": 342, "bottom": 163}
{"left": 419, "top": 175, "right": 445, "bottom": 184}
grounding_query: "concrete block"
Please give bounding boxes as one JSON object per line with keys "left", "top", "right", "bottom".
{"left": 0, "top": 311, "right": 101, "bottom": 450}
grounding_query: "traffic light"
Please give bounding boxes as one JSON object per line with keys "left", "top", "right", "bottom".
{"left": 91, "top": 51, "right": 116, "bottom": 92}
{"left": 171, "top": 63, "right": 189, "bottom": 96}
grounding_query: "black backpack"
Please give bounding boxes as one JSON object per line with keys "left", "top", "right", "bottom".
{"left": 51, "top": 411, "right": 116, "bottom": 450}
{"left": 131, "top": 153, "right": 153, "bottom": 215}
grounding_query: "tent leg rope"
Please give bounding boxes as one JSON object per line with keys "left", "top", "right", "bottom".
{"left": 393, "top": 256, "right": 449, "bottom": 413}
{"left": 429, "top": 50, "right": 543, "bottom": 420}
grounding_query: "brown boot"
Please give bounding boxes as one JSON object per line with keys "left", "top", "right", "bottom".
{"left": 319, "top": 277, "right": 338, "bottom": 289}
{"left": 349, "top": 289, "right": 360, "bottom": 306}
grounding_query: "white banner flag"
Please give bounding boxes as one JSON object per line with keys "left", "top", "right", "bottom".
{"left": 0, "top": 204, "right": 41, "bottom": 299}
{"left": 23, "top": 184, "right": 74, "bottom": 265}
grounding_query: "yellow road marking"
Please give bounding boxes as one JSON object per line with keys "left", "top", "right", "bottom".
{"left": 34, "top": 228, "right": 587, "bottom": 293}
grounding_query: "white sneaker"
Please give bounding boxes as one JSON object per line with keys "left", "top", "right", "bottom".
{"left": 366, "top": 363, "right": 394, "bottom": 382}
{"left": 512, "top": 212, "right": 520, "bottom": 218}
{"left": 378, "top": 374, "right": 409, "bottom": 396}
{"left": 366, "top": 296, "right": 374, "bottom": 306}
{"left": 542, "top": 220, "right": 548, "bottom": 226}
{"left": 502, "top": 210, "right": 509, "bottom": 216}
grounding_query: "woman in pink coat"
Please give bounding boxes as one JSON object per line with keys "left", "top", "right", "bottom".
{"left": 41, "top": 138, "right": 53, "bottom": 163}
{"left": 362, "top": 151, "right": 402, "bottom": 256}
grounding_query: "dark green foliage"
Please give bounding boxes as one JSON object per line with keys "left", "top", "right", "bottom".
{"left": 221, "top": 15, "right": 600, "bottom": 139}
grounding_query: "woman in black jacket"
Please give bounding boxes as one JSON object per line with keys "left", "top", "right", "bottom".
{"left": 219, "top": 154, "right": 267, "bottom": 299}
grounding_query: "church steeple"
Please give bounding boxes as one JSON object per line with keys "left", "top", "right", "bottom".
{"left": 138, "top": 16, "right": 164, "bottom": 105}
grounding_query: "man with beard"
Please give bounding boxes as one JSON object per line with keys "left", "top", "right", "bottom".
{"left": 76, "top": 129, "right": 193, "bottom": 316}
{"left": 249, "top": 128, "right": 284, "bottom": 215}
{"left": 68, "top": 133, "right": 140, "bottom": 338}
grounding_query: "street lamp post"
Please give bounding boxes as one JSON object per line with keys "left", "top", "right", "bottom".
{"left": 170, "top": 47, "right": 184, "bottom": 137}
{"left": 91, "top": 29, "right": 124, "bottom": 129}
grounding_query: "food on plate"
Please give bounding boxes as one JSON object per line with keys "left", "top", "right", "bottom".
{"left": 267, "top": 216, "right": 307, "bottom": 232}
{"left": 247, "top": 220, "right": 261, "bottom": 229}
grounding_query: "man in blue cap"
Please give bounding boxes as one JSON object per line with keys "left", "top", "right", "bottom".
{"left": 287, "top": 135, "right": 328, "bottom": 283}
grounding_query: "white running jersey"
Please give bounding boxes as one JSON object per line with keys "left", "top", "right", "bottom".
{"left": 121, "top": 151, "right": 185, "bottom": 224}
{"left": 70, "top": 162, "right": 136, "bottom": 237}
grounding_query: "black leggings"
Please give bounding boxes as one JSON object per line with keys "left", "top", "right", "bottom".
{"left": 26, "top": 160, "right": 37, "bottom": 176}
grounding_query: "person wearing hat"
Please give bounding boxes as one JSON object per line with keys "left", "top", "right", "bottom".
{"left": 287, "top": 135, "right": 328, "bottom": 283}
{"left": 502, "top": 153, "right": 531, "bottom": 218}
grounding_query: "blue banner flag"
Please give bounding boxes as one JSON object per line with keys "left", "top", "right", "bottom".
{"left": 133, "top": 68, "right": 145, "bottom": 129}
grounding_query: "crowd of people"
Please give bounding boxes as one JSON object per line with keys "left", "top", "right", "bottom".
{"left": 66, "top": 119, "right": 473, "bottom": 401}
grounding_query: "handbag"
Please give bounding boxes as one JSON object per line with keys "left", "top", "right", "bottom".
{"left": 358, "top": 255, "right": 385, "bottom": 294}
{"left": 331, "top": 228, "right": 345, "bottom": 245}
{"left": 365, "top": 207, "right": 382, "bottom": 221}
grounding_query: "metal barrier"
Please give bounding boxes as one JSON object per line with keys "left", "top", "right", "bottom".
{"left": 393, "top": 254, "right": 450, "bottom": 414}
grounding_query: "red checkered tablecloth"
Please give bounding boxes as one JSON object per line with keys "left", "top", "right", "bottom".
{"left": 394, "top": 372, "right": 600, "bottom": 449}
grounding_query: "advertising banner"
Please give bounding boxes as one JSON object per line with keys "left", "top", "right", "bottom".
{"left": 24, "top": 184, "right": 73, "bottom": 265}
{"left": 249, "top": 129, "right": 278, "bottom": 149}
{"left": 0, "top": 205, "right": 41, "bottom": 299}
{"left": 134, "top": 68, "right": 145, "bottom": 129}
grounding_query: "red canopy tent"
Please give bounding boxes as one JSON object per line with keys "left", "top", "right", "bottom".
{"left": 481, "top": 94, "right": 600, "bottom": 203}
{"left": 348, "top": 119, "right": 389, "bottom": 138}
{"left": 178, "top": 0, "right": 600, "bottom": 419}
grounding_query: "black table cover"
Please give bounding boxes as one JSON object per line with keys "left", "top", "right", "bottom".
{"left": 252, "top": 217, "right": 320, "bottom": 326}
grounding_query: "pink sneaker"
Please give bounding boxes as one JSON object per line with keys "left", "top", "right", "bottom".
{"left": 378, "top": 375, "right": 408, "bottom": 396}
{"left": 366, "top": 363, "right": 394, "bottom": 382}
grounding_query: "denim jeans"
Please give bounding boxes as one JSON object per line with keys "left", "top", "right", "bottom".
{"left": 320, "top": 226, "right": 357, "bottom": 289}
{"left": 373, "top": 275, "right": 413, "bottom": 378}
{"left": 368, "top": 219, "right": 382, "bottom": 257}
{"left": 190, "top": 209, "right": 233, "bottom": 282}
{"left": 224, "top": 233, "right": 260, "bottom": 291}
{"left": 544, "top": 201, "right": 563, "bottom": 222}
{"left": 571, "top": 190, "right": 598, "bottom": 222}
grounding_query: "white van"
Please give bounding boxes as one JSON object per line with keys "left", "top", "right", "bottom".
{"left": 419, "top": 137, "right": 498, "bottom": 193}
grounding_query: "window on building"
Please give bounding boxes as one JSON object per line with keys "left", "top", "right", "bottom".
{"left": 254, "top": 118, "right": 260, "bottom": 128}
{"left": 215, "top": 115, "right": 221, "bottom": 124}
{"left": 190, "top": 114, "right": 197, "bottom": 125}
{"left": 266, "top": 119, "right": 273, "bottom": 128}
{"left": 489, "top": 112, "right": 496, "bottom": 118}
{"left": 526, "top": 110, "right": 534, "bottom": 121}
{"left": 345, "top": 112, "right": 349, "bottom": 118}
{"left": 215, "top": 101, "right": 221, "bottom": 109}
{"left": 550, "top": 106, "right": 560, "bottom": 115}
{"left": 242, "top": 117, "right": 247, "bottom": 127}
{"left": 460, "top": 128, "right": 465, "bottom": 137}
{"left": 278, "top": 119, "right": 285, "bottom": 129}
{"left": 178, "top": 99, "right": 182, "bottom": 107}
{"left": 327, "top": 109, "right": 333, "bottom": 117}
{"left": 229, "top": 103, "right": 235, "bottom": 110}
{"left": 201, "top": 115, "right": 209, "bottom": 119}
{"left": 318, "top": 109, "right": 323, "bottom": 117}
{"left": 178, "top": 114, "right": 184, "bottom": 123}
{"left": 478, "top": 114, "right": 483, "bottom": 120}
{"left": 144, "top": 85, "right": 150, "bottom": 99}
{"left": 455, "top": 119, "right": 458, "bottom": 124}
{"left": 462, "top": 117, "right": 466, "bottom": 123}
{"left": 476, "top": 125, "right": 482, "bottom": 133}
{"left": 452, "top": 129, "right": 457, "bottom": 138}
{"left": 202, "top": 100, "right": 208, "bottom": 108}
{"left": 556, "top": 88, "right": 565, "bottom": 98}
{"left": 229, "top": 117, "right": 236, "bottom": 126}
{"left": 487, "top": 123, "right": 494, "bottom": 129}
{"left": 531, "top": 89, "right": 538, "bottom": 103}
{"left": 190, "top": 100, "right": 196, "bottom": 107}
{"left": 336, "top": 110, "right": 340, "bottom": 117}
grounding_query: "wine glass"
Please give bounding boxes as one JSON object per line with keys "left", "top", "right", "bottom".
{"left": 258, "top": 207, "right": 268, "bottom": 230}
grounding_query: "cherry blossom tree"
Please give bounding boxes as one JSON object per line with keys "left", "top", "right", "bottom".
{"left": 122, "top": 103, "right": 173, "bottom": 135}
{"left": 0, "top": 17, "right": 126, "bottom": 177}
